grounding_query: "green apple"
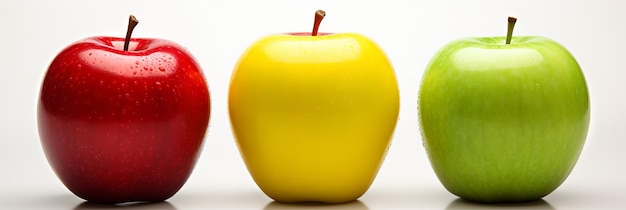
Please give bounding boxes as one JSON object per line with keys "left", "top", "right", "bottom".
{"left": 229, "top": 10, "right": 400, "bottom": 203}
{"left": 418, "top": 17, "right": 590, "bottom": 202}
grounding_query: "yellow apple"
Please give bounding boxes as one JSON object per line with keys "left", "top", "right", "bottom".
{"left": 228, "top": 10, "right": 400, "bottom": 203}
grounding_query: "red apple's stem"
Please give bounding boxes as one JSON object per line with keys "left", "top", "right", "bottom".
{"left": 506, "top": 16, "right": 517, "bottom": 44}
{"left": 123, "top": 15, "right": 139, "bottom": 51}
{"left": 312, "top": 10, "right": 326, "bottom": 36}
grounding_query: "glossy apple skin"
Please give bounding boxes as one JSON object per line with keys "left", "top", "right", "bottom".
{"left": 229, "top": 33, "right": 399, "bottom": 203}
{"left": 419, "top": 36, "right": 590, "bottom": 202}
{"left": 38, "top": 37, "right": 210, "bottom": 203}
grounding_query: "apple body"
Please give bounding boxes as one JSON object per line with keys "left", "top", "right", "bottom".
{"left": 418, "top": 36, "right": 590, "bottom": 202}
{"left": 38, "top": 36, "right": 210, "bottom": 203}
{"left": 229, "top": 32, "right": 400, "bottom": 203}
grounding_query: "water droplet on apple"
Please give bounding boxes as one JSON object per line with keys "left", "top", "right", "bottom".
{"left": 155, "top": 82, "right": 161, "bottom": 85}
{"left": 158, "top": 67, "right": 166, "bottom": 72}
{"left": 88, "top": 52, "right": 92, "bottom": 56}
{"left": 143, "top": 67, "right": 149, "bottom": 71}
{"left": 135, "top": 61, "right": 140, "bottom": 65}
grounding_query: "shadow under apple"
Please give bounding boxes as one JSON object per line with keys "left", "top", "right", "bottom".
{"left": 446, "top": 198, "right": 554, "bottom": 210}
{"left": 264, "top": 200, "right": 368, "bottom": 210}
{"left": 73, "top": 201, "right": 176, "bottom": 210}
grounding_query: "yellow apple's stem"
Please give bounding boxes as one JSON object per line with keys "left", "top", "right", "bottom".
{"left": 312, "top": 10, "right": 326, "bottom": 36}
{"left": 124, "top": 15, "right": 139, "bottom": 51}
{"left": 506, "top": 16, "right": 517, "bottom": 44}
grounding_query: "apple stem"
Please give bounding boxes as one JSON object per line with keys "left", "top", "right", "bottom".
{"left": 506, "top": 16, "right": 517, "bottom": 45}
{"left": 312, "top": 10, "right": 326, "bottom": 36}
{"left": 123, "top": 15, "right": 139, "bottom": 51}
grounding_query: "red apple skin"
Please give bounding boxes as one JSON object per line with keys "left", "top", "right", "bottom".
{"left": 38, "top": 36, "right": 210, "bottom": 203}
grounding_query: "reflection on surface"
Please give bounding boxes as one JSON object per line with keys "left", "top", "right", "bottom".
{"left": 74, "top": 201, "right": 176, "bottom": 210}
{"left": 446, "top": 198, "right": 554, "bottom": 210}
{"left": 264, "top": 200, "right": 368, "bottom": 210}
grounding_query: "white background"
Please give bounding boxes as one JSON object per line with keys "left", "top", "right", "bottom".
{"left": 1, "top": 0, "right": 625, "bottom": 209}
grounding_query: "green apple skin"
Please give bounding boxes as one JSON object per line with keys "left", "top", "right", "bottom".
{"left": 418, "top": 36, "right": 590, "bottom": 203}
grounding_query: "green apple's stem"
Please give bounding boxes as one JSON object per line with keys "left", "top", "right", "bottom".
{"left": 123, "top": 15, "right": 139, "bottom": 51}
{"left": 506, "top": 16, "right": 517, "bottom": 44}
{"left": 312, "top": 10, "right": 326, "bottom": 36}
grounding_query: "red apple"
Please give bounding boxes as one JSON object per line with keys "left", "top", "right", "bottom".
{"left": 37, "top": 16, "right": 210, "bottom": 203}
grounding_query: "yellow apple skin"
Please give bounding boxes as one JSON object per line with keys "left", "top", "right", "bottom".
{"left": 229, "top": 33, "right": 400, "bottom": 203}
